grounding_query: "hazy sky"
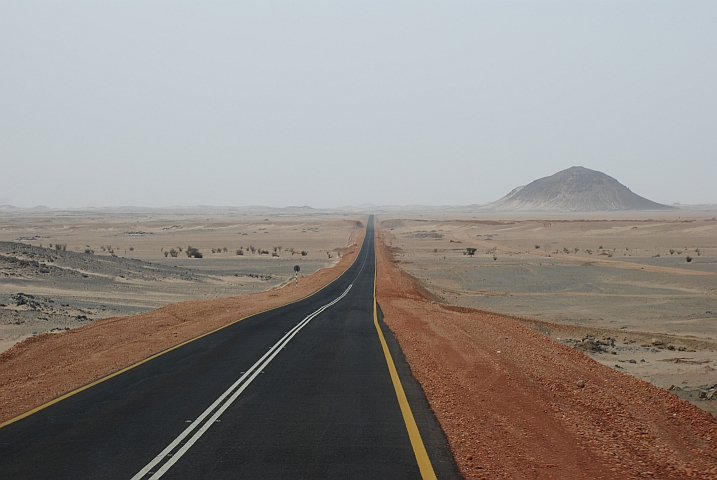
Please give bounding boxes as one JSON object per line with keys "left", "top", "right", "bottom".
{"left": 2, "top": 1, "right": 715, "bottom": 208}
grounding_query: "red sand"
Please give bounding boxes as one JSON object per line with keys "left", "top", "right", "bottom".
{"left": 376, "top": 229, "right": 717, "bottom": 479}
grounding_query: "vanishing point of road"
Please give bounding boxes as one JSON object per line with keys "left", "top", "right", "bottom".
{"left": 0, "top": 216, "right": 460, "bottom": 479}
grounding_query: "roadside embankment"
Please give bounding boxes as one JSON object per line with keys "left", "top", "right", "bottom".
{"left": 0, "top": 229, "right": 365, "bottom": 425}
{"left": 376, "top": 229, "right": 717, "bottom": 479}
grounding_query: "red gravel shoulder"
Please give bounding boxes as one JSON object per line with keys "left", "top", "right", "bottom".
{"left": 375, "top": 229, "right": 717, "bottom": 479}
{"left": 0, "top": 229, "right": 365, "bottom": 425}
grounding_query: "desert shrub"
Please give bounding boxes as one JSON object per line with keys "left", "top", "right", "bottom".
{"left": 677, "top": 250, "right": 682, "bottom": 255}
{"left": 465, "top": 247, "right": 477, "bottom": 256}
{"left": 186, "top": 246, "right": 203, "bottom": 258}
{"left": 669, "top": 249, "right": 675, "bottom": 255}
{"left": 84, "top": 248, "right": 94, "bottom": 254}
{"left": 574, "top": 247, "right": 579, "bottom": 253}
{"left": 178, "top": 247, "right": 182, "bottom": 252}
{"left": 271, "top": 252, "right": 279, "bottom": 257}
{"left": 169, "top": 248, "right": 179, "bottom": 257}
{"left": 236, "top": 249, "right": 243, "bottom": 255}
{"left": 586, "top": 249, "right": 592, "bottom": 255}
{"left": 563, "top": 247, "right": 570, "bottom": 254}
{"left": 686, "top": 256, "right": 692, "bottom": 262}
{"left": 248, "top": 245, "right": 256, "bottom": 254}
{"left": 535, "top": 245, "right": 540, "bottom": 249}
{"left": 301, "top": 250, "right": 308, "bottom": 256}
{"left": 129, "top": 246, "right": 134, "bottom": 251}
{"left": 164, "top": 251, "right": 169, "bottom": 257}
{"left": 55, "top": 244, "right": 67, "bottom": 251}
{"left": 327, "top": 252, "right": 332, "bottom": 259}
{"left": 493, "top": 255, "right": 497, "bottom": 261}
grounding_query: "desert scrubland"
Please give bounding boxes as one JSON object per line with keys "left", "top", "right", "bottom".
{"left": 0, "top": 208, "right": 362, "bottom": 352}
{"left": 380, "top": 211, "right": 717, "bottom": 415}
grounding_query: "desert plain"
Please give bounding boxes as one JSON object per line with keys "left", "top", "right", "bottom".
{"left": 2, "top": 207, "right": 716, "bottom": 417}
{"left": 2, "top": 207, "right": 717, "bottom": 478}
{"left": 380, "top": 210, "right": 717, "bottom": 415}
{"left": 0, "top": 207, "right": 362, "bottom": 352}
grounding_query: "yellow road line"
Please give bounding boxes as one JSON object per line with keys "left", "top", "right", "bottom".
{"left": 373, "top": 252, "right": 437, "bottom": 480}
{"left": 0, "top": 232, "right": 366, "bottom": 430}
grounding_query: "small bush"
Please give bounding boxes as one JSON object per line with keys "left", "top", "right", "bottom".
{"left": 169, "top": 248, "right": 178, "bottom": 257}
{"left": 186, "top": 246, "right": 203, "bottom": 258}
{"left": 129, "top": 246, "right": 134, "bottom": 251}
{"left": 301, "top": 250, "right": 308, "bottom": 256}
{"left": 236, "top": 249, "right": 243, "bottom": 256}
{"left": 493, "top": 255, "right": 497, "bottom": 261}
{"left": 535, "top": 245, "right": 540, "bottom": 249}
{"left": 55, "top": 244, "right": 67, "bottom": 251}
{"left": 686, "top": 256, "right": 692, "bottom": 262}
{"left": 465, "top": 247, "right": 477, "bottom": 256}
{"left": 669, "top": 249, "right": 675, "bottom": 255}
{"left": 84, "top": 248, "right": 94, "bottom": 254}
{"left": 164, "top": 251, "right": 169, "bottom": 257}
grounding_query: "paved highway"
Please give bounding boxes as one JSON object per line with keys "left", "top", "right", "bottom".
{"left": 0, "top": 216, "right": 460, "bottom": 479}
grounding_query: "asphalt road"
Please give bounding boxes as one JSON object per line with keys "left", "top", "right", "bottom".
{"left": 0, "top": 216, "right": 460, "bottom": 479}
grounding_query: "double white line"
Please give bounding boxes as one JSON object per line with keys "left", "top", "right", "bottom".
{"left": 132, "top": 283, "right": 354, "bottom": 480}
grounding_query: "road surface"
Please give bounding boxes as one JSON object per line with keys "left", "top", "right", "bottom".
{"left": 0, "top": 216, "right": 459, "bottom": 479}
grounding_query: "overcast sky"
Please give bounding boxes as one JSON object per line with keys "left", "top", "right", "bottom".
{"left": 1, "top": 1, "right": 715, "bottom": 208}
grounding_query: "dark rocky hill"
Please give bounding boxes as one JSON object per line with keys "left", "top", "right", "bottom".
{"left": 485, "top": 167, "right": 674, "bottom": 212}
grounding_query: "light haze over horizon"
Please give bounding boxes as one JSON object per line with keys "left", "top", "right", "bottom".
{"left": 2, "top": 1, "right": 716, "bottom": 209}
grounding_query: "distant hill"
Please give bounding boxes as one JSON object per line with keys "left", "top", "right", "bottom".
{"left": 484, "top": 166, "right": 674, "bottom": 212}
